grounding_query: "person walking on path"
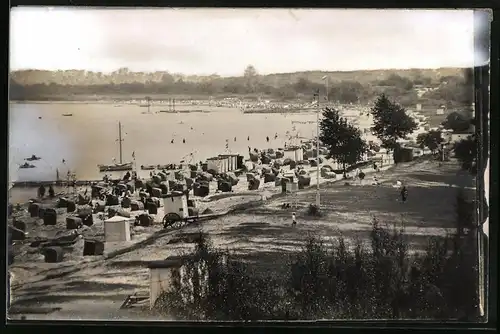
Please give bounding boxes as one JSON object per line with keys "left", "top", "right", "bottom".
{"left": 38, "top": 185, "right": 46, "bottom": 198}
{"left": 401, "top": 186, "right": 408, "bottom": 203}
{"left": 292, "top": 212, "right": 297, "bottom": 226}
{"left": 48, "top": 185, "right": 55, "bottom": 198}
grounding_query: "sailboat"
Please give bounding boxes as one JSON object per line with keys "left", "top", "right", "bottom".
{"left": 140, "top": 98, "right": 154, "bottom": 114}
{"left": 97, "top": 122, "right": 133, "bottom": 172}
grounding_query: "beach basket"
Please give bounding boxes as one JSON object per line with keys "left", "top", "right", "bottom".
{"left": 106, "top": 195, "right": 120, "bottom": 206}
{"left": 66, "top": 200, "right": 76, "bottom": 213}
{"left": 13, "top": 220, "right": 26, "bottom": 232}
{"left": 121, "top": 197, "right": 131, "bottom": 209}
{"left": 43, "top": 246, "right": 64, "bottom": 263}
{"left": 66, "top": 216, "right": 83, "bottom": 230}
{"left": 147, "top": 202, "right": 158, "bottom": 215}
{"left": 137, "top": 213, "right": 154, "bottom": 227}
{"left": 130, "top": 200, "right": 145, "bottom": 212}
{"left": 83, "top": 239, "right": 104, "bottom": 256}
{"left": 43, "top": 209, "right": 57, "bottom": 226}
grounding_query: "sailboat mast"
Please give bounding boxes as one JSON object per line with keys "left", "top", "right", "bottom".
{"left": 118, "top": 122, "right": 123, "bottom": 164}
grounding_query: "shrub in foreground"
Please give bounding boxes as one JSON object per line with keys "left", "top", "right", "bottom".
{"left": 155, "top": 195, "right": 479, "bottom": 320}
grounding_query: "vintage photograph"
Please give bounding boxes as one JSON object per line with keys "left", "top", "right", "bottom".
{"left": 8, "top": 8, "right": 484, "bottom": 321}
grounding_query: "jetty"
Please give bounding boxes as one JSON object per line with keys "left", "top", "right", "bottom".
{"left": 11, "top": 180, "right": 102, "bottom": 188}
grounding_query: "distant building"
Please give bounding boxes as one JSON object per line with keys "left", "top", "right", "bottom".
{"left": 449, "top": 132, "right": 472, "bottom": 143}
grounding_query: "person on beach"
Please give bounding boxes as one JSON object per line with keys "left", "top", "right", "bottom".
{"left": 275, "top": 133, "right": 278, "bottom": 140}
{"left": 401, "top": 186, "right": 408, "bottom": 203}
{"left": 38, "top": 185, "right": 46, "bottom": 198}
{"left": 266, "top": 136, "right": 270, "bottom": 143}
{"left": 292, "top": 212, "right": 297, "bottom": 226}
{"left": 171, "top": 139, "right": 174, "bottom": 144}
{"left": 247, "top": 136, "right": 250, "bottom": 141}
{"left": 183, "top": 138, "right": 186, "bottom": 144}
{"left": 234, "top": 137, "right": 237, "bottom": 142}
{"left": 48, "top": 185, "right": 55, "bottom": 198}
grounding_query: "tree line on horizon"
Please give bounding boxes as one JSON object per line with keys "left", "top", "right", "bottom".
{"left": 10, "top": 65, "right": 473, "bottom": 107}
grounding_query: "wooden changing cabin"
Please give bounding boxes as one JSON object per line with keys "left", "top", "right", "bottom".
{"left": 205, "top": 156, "right": 227, "bottom": 174}
{"left": 147, "top": 253, "right": 228, "bottom": 309}
{"left": 104, "top": 215, "right": 133, "bottom": 242}
{"left": 218, "top": 154, "right": 239, "bottom": 172}
{"left": 283, "top": 146, "right": 304, "bottom": 162}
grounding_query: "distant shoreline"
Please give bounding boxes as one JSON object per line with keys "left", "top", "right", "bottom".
{"left": 9, "top": 100, "right": 183, "bottom": 105}
{"left": 9, "top": 100, "right": 321, "bottom": 114}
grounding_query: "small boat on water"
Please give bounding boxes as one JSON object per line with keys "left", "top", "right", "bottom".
{"left": 140, "top": 164, "right": 157, "bottom": 171}
{"left": 157, "top": 164, "right": 174, "bottom": 170}
{"left": 98, "top": 162, "right": 133, "bottom": 172}
{"left": 25, "top": 154, "right": 41, "bottom": 161}
{"left": 159, "top": 109, "right": 208, "bottom": 113}
{"left": 19, "top": 162, "right": 36, "bottom": 169}
{"left": 62, "top": 113, "right": 73, "bottom": 117}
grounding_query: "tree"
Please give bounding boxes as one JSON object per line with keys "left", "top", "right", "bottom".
{"left": 416, "top": 130, "right": 444, "bottom": 154}
{"left": 453, "top": 134, "right": 477, "bottom": 174}
{"left": 441, "top": 112, "right": 473, "bottom": 132}
{"left": 370, "top": 94, "right": 418, "bottom": 151}
{"left": 319, "top": 107, "right": 368, "bottom": 178}
{"left": 244, "top": 65, "right": 258, "bottom": 93}
{"left": 329, "top": 81, "right": 363, "bottom": 104}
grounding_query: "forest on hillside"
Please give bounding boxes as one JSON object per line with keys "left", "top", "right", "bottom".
{"left": 9, "top": 66, "right": 473, "bottom": 107}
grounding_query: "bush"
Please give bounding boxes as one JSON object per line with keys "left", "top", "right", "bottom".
{"left": 359, "top": 172, "right": 366, "bottom": 180}
{"left": 307, "top": 203, "right": 320, "bottom": 216}
{"left": 154, "top": 207, "right": 480, "bottom": 320}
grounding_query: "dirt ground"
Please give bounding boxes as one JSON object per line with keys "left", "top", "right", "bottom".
{"left": 8, "top": 157, "right": 475, "bottom": 320}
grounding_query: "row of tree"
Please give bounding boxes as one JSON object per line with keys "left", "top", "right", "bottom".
{"left": 10, "top": 66, "right": 473, "bottom": 107}
{"left": 319, "top": 94, "right": 476, "bottom": 176}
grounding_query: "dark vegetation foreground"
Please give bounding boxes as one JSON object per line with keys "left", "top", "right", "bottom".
{"left": 155, "top": 189, "right": 480, "bottom": 321}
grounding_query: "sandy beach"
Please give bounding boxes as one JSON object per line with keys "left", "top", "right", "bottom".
{"left": 8, "top": 154, "right": 475, "bottom": 320}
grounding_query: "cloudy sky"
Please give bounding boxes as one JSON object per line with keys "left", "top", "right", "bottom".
{"left": 10, "top": 8, "right": 481, "bottom": 76}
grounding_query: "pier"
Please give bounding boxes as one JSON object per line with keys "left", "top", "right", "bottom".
{"left": 11, "top": 180, "right": 102, "bottom": 188}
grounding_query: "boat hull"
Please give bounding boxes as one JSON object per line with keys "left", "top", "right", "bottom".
{"left": 98, "top": 163, "right": 133, "bottom": 172}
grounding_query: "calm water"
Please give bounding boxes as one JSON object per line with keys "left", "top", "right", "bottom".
{"left": 9, "top": 103, "right": 320, "bottom": 184}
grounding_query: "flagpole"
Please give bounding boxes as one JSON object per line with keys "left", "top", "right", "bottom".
{"left": 315, "top": 91, "right": 321, "bottom": 208}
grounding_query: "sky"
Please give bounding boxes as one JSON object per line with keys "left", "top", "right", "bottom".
{"left": 9, "top": 8, "right": 486, "bottom": 76}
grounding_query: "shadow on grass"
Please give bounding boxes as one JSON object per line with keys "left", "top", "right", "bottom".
{"left": 406, "top": 172, "right": 475, "bottom": 189}
{"left": 10, "top": 293, "right": 127, "bottom": 308}
{"left": 215, "top": 221, "right": 446, "bottom": 257}
{"left": 216, "top": 230, "right": 450, "bottom": 278}
{"left": 15, "top": 280, "right": 139, "bottom": 296}
{"left": 246, "top": 183, "right": 463, "bottom": 229}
